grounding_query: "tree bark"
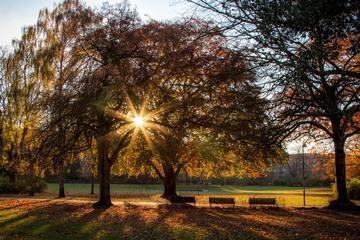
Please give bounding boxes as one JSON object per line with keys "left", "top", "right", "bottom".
{"left": 58, "top": 158, "right": 65, "bottom": 198}
{"left": 7, "top": 150, "right": 16, "bottom": 183}
{"left": 329, "top": 119, "right": 354, "bottom": 208}
{"left": 161, "top": 166, "right": 178, "bottom": 200}
{"left": 8, "top": 169, "right": 16, "bottom": 183}
{"left": 93, "top": 138, "right": 112, "bottom": 208}
{"left": 90, "top": 170, "right": 95, "bottom": 195}
{"left": 29, "top": 158, "right": 35, "bottom": 196}
{"left": 57, "top": 120, "right": 66, "bottom": 198}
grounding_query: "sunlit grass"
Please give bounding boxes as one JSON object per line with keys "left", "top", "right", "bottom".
{"left": 41, "top": 183, "right": 335, "bottom": 207}
{"left": 192, "top": 194, "right": 331, "bottom": 207}
{"left": 4, "top": 183, "right": 344, "bottom": 207}
{"left": 45, "top": 183, "right": 332, "bottom": 195}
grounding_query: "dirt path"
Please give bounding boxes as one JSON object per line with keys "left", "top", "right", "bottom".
{"left": 0, "top": 195, "right": 170, "bottom": 208}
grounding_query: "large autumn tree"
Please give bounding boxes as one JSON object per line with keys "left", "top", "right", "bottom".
{"left": 65, "top": 2, "right": 155, "bottom": 208}
{"left": 189, "top": 0, "right": 360, "bottom": 208}
{"left": 115, "top": 21, "right": 284, "bottom": 200}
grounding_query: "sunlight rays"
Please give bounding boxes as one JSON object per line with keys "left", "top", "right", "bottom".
{"left": 133, "top": 116, "right": 145, "bottom": 128}
{"left": 118, "top": 88, "right": 172, "bottom": 151}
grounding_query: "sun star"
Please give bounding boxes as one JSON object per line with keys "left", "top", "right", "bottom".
{"left": 133, "top": 115, "right": 145, "bottom": 128}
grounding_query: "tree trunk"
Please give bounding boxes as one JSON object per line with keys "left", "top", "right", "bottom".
{"left": 8, "top": 169, "right": 16, "bottom": 183}
{"left": 29, "top": 158, "right": 35, "bottom": 196}
{"left": 90, "top": 170, "right": 95, "bottom": 195}
{"left": 161, "top": 166, "right": 178, "bottom": 200}
{"left": 329, "top": 120, "right": 354, "bottom": 208}
{"left": 7, "top": 150, "right": 16, "bottom": 183}
{"left": 58, "top": 158, "right": 65, "bottom": 198}
{"left": 93, "top": 139, "right": 112, "bottom": 208}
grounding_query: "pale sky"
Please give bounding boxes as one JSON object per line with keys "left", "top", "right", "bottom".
{"left": 0, "top": 0, "right": 191, "bottom": 47}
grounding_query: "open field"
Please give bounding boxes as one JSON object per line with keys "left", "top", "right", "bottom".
{"left": 46, "top": 183, "right": 333, "bottom": 196}
{"left": 5, "top": 184, "right": 360, "bottom": 207}
{"left": 0, "top": 199, "right": 359, "bottom": 240}
{"left": 44, "top": 183, "right": 335, "bottom": 207}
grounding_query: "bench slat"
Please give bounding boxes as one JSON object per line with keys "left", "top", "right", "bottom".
{"left": 249, "top": 198, "right": 276, "bottom": 205}
{"left": 209, "top": 197, "right": 235, "bottom": 207}
{"left": 209, "top": 197, "right": 235, "bottom": 204}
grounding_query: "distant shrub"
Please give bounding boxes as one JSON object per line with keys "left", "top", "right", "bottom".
{"left": 331, "top": 177, "right": 360, "bottom": 200}
{"left": 348, "top": 177, "right": 360, "bottom": 200}
{"left": 273, "top": 179, "right": 287, "bottom": 186}
{"left": 0, "top": 175, "right": 47, "bottom": 194}
{"left": 273, "top": 177, "right": 301, "bottom": 187}
{"left": 331, "top": 182, "right": 337, "bottom": 197}
{"left": 33, "top": 177, "right": 47, "bottom": 192}
{"left": 306, "top": 176, "right": 331, "bottom": 187}
{"left": 273, "top": 176, "right": 330, "bottom": 187}
{"left": 0, "top": 176, "right": 17, "bottom": 193}
{"left": 0, "top": 175, "right": 9, "bottom": 184}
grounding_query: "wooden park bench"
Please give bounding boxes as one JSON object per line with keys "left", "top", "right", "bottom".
{"left": 209, "top": 197, "right": 235, "bottom": 208}
{"left": 249, "top": 197, "right": 277, "bottom": 207}
{"left": 171, "top": 196, "right": 196, "bottom": 205}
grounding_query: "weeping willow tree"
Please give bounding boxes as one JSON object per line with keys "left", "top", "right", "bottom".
{"left": 0, "top": 26, "right": 46, "bottom": 195}
{"left": 0, "top": 0, "right": 96, "bottom": 197}
{"left": 34, "top": 0, "right": 85, "bottom": 197}
{"left": 33, "top": 0, "right": 100, "bottom": 198}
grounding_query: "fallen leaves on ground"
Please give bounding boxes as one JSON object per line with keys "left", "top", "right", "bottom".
{"left": 0, "top": 199, "right": 359, "bottom": 240}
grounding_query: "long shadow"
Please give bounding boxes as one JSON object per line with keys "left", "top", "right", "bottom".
{"left": 197, "top": 206, "right": 359, "bottom": 239}
{"left": 181, "top": 207, "right": 285, "bottom": 239}
{"left": 0, "top": 199, "right": 54, "bottom": 211}
{"left": 0, "top": 200, "right": 178, "bottom": 240}
{"left": 160, "top": 206, "right": 360, "bottom": 239}
{"left": 0, "top": 201, "right": 105, "bottom": 240}
{"left": 1, "top": 199, "right": 360, "bottom": 240}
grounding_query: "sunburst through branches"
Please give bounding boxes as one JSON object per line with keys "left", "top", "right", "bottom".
{"left": 120, "top": 89, "right": 174, "bottom": 150}
{"left": 133, "top": 115, "right": 145, "bottom": 128}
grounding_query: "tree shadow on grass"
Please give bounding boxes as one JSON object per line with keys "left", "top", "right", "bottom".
{"left": 1, "top": 201, "right": 360, "bottom": 240}
{"left": 0, "top": 201, "right": 181, "bottom": 240}
{"left": 181, "top": 207, "right": 360, "bottom": 239}
{"left": 0, "top": 199, "right": 54, "bottom": 210}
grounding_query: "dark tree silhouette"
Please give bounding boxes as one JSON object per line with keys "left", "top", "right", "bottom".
{"left": 188, "top": 0, "right": 360, "bottom": 207}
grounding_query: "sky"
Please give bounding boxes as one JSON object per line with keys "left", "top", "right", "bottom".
{"left": 0, "top": 0, "right": 190, "bottom": 47}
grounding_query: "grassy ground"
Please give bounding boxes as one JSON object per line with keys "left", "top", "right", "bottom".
{"left": 45, "top": 183, "right": 334, "bottom": 207}
{"left": 0, "top": 199, "right": 359, "bottom": 240}
{"left": 46, "top": 183, "right": 332, "bottom": 195}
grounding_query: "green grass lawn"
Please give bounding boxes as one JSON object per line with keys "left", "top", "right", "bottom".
{"left": 45, "top": 183, "right": 334, "bottom": 207}
{"left": 46, "top": 183, "right": 332, "bottom": 195}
